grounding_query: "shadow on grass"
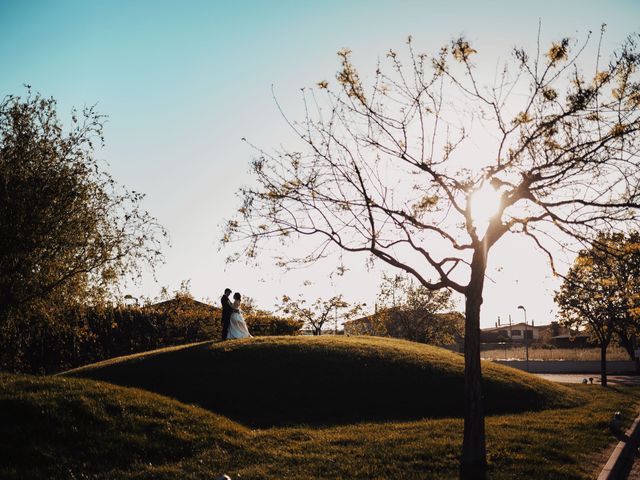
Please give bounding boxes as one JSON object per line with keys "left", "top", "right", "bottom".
{"left": 66, "top": 337, "right": 579, "bottom": 428}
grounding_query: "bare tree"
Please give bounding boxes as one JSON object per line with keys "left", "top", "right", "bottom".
{"left": 224, "top": 27, "right": 640, "bottom": 478}
{"left": 279, "top": 294, "right": 363, "bottom": 335}
{"left": 375, "top": 273, "right": 463, "bottom": 345}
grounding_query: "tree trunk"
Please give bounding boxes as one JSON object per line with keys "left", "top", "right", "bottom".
{"left": 460, "top": 251, "right": 487, "bottom": 480}
{"left": 616, "top": 331, "right": 640, "bottom": 374}
{"left": 600, "top": 344, "right": 608, "bottom": 387}
{"left": 617, "top": 331, "right": 635, "bottom": 360}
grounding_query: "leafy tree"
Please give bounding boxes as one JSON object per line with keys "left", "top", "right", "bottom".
{"left": 374, "top": 273, "right": 463, "bottom": 345}
{"left": 279, "top": 294, "right": 363, "bottom": 335}
{"left": 555, "top": 232, "right": 640, "bottom": 385}
{"left": 0, "top": 90, "right": 166, "bottom": 368}
{"left": 225, "top": 28, "right": 640, "bottom": 478}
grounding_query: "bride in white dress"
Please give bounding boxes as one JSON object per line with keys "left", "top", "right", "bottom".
{"left": 226, "top": 292, "right": 252, "bottom": 339}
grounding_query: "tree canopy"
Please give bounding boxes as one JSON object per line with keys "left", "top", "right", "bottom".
{"left": 555, "top": 231, "right": 640, "bottom": 385}
{"left": 0, "top": 90, "right": 167, "bottom": 365}
{"left": 371, "top": 273, "right": 463, "bottom": 345}
{"left": 279, "top": 294, "right": 363, "bottom": 335}
{"left": 227, "top": 30, "right": 640, "bottom": 285}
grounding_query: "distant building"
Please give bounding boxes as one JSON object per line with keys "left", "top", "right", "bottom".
{"left": 481, "top": 321, "right": 592, "bottom": 347}
{"left": 481, "top": 322, "right": 547, "bottom": 343}
{"left": 548, "top": 333, "right": 592, "bottom": 348}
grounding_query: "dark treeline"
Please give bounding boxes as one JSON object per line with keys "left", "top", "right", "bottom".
{"left": 1, "top": 300, "right": 302, "bottom": 374}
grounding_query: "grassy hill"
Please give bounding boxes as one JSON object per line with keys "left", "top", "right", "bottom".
{"left": 0, "top": 372, "right": 250, "bottom": 479}
{"left": 64, "top": 336, "right": 577, "bottom": 426}
{"left": 3, "top": 336, "right": 638, "bottom": 479}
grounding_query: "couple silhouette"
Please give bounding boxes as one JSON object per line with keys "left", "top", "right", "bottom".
{"left": 220, "top": 288, "right": 252, "bottom": 340}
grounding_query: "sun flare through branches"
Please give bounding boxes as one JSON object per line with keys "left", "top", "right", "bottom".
{"left": 469, "top": 184, "right": 502, "bottom": 236}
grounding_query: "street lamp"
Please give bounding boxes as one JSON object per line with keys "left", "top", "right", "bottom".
{"left": 517, "top": 305, "right": 529, "bottom": 372}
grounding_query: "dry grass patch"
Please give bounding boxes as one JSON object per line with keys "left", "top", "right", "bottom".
{"left": 481, "top": 345, "right": 631, "bottom": 361}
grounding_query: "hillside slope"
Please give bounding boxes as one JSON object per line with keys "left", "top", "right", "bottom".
{"left": 65, "top": 336, "right": 578, "bottom": 426}
{"left": 0, "top": 373, "right": 248, "bottom": 479}
{"left": 2, "top": 372, "right": 634, "bottom": 479}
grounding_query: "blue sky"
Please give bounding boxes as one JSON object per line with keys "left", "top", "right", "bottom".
{"left": 1, "top": 0, "right": 639, "bottom": 326}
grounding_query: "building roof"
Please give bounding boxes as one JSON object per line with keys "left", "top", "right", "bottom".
{"left": 482, "top": 322, "right": 547, "bottom": 333}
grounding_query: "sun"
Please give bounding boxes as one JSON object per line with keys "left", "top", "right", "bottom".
{"left": 469, "top": 184, "right": 501, "bottom": 233}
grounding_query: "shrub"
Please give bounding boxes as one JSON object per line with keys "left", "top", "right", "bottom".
{"left": 0, "top": 301, "right": 220, "bottom": 374}
{"left": 246, "top": 313, "right": 303, "bottom": 336}
{"left": 0, "top": 298, "right": 302, "bottom": 374}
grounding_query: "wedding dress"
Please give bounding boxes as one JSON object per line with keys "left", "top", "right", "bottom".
{"left": 226, "top": 299, "right": 252, "bottom": 339}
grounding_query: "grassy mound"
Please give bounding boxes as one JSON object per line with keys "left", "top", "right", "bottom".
{"left": 0, "top": 373, "right": 249, "bottom": 479}
{"left": 64, "top": 336, "right": 577, "bottom": 426}
{"left": 2, "top": 371, "right": 637, "bottom": 479}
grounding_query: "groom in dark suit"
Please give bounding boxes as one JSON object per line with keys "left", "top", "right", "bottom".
{"left": 220, "top": 288, "right": 233, "bottom": 340}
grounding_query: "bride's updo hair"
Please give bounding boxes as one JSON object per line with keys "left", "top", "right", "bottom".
{"left": 233, "top": 292, "right": 241, "bottom": 301}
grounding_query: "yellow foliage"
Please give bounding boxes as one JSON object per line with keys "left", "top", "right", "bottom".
{"left": 452, "top": 40, "right": 477, "bottom": 62}
{"left": 546, "top": 39, "right": 569, "bottom": 63}
{"left": 412, "top": 195, "right": 439, "bottom": 216}
{"left": 337, "top": 48, "right": 366, "bottom": 104}
{"left": 542, "top": 87, "right": 558, "bottom": 101}
{"left": 544, "top": 139, "right": 562, "bottom": 150}
{"left": 612, "top": 87, "right": 623, "bottom": 101}
{"left": 512, "top": 111, "right": 532, "bottom": 126}
{"left": 627, "top": 86, "right": 640, "bottom": 108}
{"left": 610, "top": 123, "right": 626, "bottom": 137}
{"left": 593, "top": 70, "right": 610, "bottom": 87}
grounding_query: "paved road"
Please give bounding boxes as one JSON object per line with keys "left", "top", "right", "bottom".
{"left": 534, "top": 374, "right": 640, "bottom": 386}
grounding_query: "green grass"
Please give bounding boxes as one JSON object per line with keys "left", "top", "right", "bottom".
{"left": 1, "top": 370, "right": 638, "bottom": 479}
{"left": 63, "top": 336, "right": 578, "bottom": 426}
